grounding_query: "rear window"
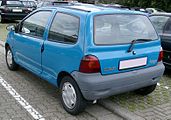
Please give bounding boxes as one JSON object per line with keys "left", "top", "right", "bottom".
{"left": 7, "top": 1, "right": 23, "bottom": 6}
{"left": 22, "top": 1, "right": 36, "bottom": 7}
{"left": 94, "top": 14, "right": 158, "bottom": 45}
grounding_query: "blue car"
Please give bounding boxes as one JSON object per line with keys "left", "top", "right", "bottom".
{"left": 5, "top": 5, "right": 165, "bottom": 115}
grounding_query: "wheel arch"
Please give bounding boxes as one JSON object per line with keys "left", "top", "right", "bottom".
{"left": 57, "top": 71, "right": 73, "bottom": 87}
{"left": 5, "top": 43, "right": 10, "bottom": 50}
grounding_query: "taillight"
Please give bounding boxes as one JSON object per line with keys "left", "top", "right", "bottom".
{"left": 158, "top": 47, "right": 163, "bottom": 62}
{"left": 79, "top": 55, "right": 100, "bottom": 73}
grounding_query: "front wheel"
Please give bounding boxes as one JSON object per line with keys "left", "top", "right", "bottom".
{"left": 5, "top": 47, "right": 18, "bottom": 71}
{"left": 60, "top": 76, "right": 87, "bottom": 115}
{"left": 135, "top": 84, "right": 157, "bottom": 95}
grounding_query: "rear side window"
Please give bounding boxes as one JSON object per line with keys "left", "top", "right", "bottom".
{"left": 20, "top": 11, "right": 52, "bottom": 38}
{"left": 150, "top": 16, "right": 170, "bottom": 34}
{"left": 94, "top": 14, "right": 158, "bottom": 45}
{"left": 48, "top": 12, "right": 79, "bottom": 44}
{"left": 164, "top": 18, "right": 171, "bottom": 34}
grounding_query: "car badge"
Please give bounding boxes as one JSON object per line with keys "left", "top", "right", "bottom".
{"left": 132, "top": 51, "right": 136, "bottom": 55}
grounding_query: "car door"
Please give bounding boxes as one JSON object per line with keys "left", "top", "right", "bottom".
{"left": 161, "top": 18, "right": 171, "bottom": 51}
{"left": 161, "top": 18, "right": 171, "bottom": 64}
{"left": 13, "top": 10, "right": 52, "bottom": 75}
{"left": 41, "top": 12, "right": 83, "bottom": 86}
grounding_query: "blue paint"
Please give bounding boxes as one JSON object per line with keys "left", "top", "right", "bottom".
{"left": 6, "top": 5, "right": 162, "bottom": 88}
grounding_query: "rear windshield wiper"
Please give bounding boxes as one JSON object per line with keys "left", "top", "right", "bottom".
{"left": 127, "top": 39, "right": 153, "bottom": 53}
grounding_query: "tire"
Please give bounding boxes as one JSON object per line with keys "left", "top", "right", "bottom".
{"left": 60, "top": 76, "right": 87, "bottom": 115}
{"left": 135, "top": 84, "right": 157, "bottom": 96}
{"left": 5, "top": 46, "right": 18, "bottom": 71}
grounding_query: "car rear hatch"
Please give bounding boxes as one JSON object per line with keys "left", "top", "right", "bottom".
{"left": 85, "top": 14, "right": 161, "bottom": 75}
{"left": 4, "top": 1, "right": 28, "bottom": 13}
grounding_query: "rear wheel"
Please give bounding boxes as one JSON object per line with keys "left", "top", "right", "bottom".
{"left": 59, "top": 76, "right": 87, "bottom": 115}
{"left": 135, "top": 84, "right": 157, "bottom": 95}
{"left": 5, "top": 46, "right": 18, "bottom": 71}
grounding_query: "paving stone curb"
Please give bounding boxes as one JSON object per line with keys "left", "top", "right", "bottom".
{"left": 99, "top": 99, "right": 145, "bottom": 120}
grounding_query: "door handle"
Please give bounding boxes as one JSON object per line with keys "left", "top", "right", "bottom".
{"left": 41, "top": 44, "right": 44, "bottom": 53}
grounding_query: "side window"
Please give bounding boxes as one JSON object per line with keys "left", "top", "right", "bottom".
{"left": 164, "top": 18, "right": 171, "bottom": 34}
{"left": 20, "top": 11, "right": 51, "bottom": 38}
{"left": 150, "top": 16, "right": 170, "bottom": 34}
{"left": 48, "top": 12, "right": 79, "bottom": 44}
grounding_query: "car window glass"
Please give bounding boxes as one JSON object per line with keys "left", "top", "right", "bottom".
{"left": 94, "top": 14, "right": 158, "bottom": 45}
{"left": 43, "top": 2, "right": 51, "bottom": 6}
{"left": 48, "top": 13, "right": 79, "bottom": 44}
{"left": 164, "top": 18, "right": 171, "bottom": 34}
{"left": 37, "top": 2, "right": 43, "bottom": 7}
{"left": 0, "top": 1, "right": 2, "bottom": 6}
{"left": 150, "top": 16, "right": 170, "bottom": 34}
{"left": 22, "top": 1, "right": 29, "bottom": 6}
{"left": 7, "top": 1, "right": 23, "bottom": 5}
{"left": 20, "top": 11, "right": 52, "bottom": 38}
{"left": 30, "top": 2, "right": 36, "bottom": 7}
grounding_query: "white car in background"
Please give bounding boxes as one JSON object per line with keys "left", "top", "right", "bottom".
{"left": 146, "top": 8, "right": 166, "bottom": 14}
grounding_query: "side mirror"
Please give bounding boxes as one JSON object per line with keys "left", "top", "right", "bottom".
{"left": 6, "top": 25, "right": 15, "bottom": 31}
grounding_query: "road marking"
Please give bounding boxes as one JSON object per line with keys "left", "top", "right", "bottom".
{"left": 0, "top": 76, "right": 45, "bottom": 120}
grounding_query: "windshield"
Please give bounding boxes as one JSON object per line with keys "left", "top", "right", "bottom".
{"left": 94, "top": 14, "right": 158, "bottom": 45}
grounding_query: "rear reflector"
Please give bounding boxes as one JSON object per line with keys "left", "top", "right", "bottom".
{"left": 79, "top": 55, "right": 100, "bottom": 73}
{"left": 158, "top": 47, "right": 163, "bottom": 62}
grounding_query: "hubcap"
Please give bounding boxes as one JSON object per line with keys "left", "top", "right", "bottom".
{"left": 7, "top": 50, "right": 13, "bottom": 66}
{"left": 62, "top": 82, "right": 77, "bottom": 109}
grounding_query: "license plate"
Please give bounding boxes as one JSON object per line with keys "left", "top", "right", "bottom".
{"left": 12, "top": 9, "right": 22, "bottom": 12}
{"left": 119, "top": 57, "right": 147, "bottom": 70}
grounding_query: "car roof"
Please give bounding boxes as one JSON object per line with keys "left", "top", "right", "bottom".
{"left": 150, "top": 13, "right": 171, "bottom": 17}
{"left": 47, "top": 4, "right": 146, "bottom": 15}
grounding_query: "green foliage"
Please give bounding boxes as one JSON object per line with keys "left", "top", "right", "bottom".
{"left": 78, "top": 0, "right": 171, "bottom": 12}
{"left": 109, "top": 0, "right": 171, "bottom": 12}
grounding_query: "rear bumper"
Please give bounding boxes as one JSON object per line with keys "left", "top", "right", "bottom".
{"left": 71, "top": 62, "right": 165, "bottom": 100}
{"left": 1, "top": 12, "right": 28, "bottom": 20}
